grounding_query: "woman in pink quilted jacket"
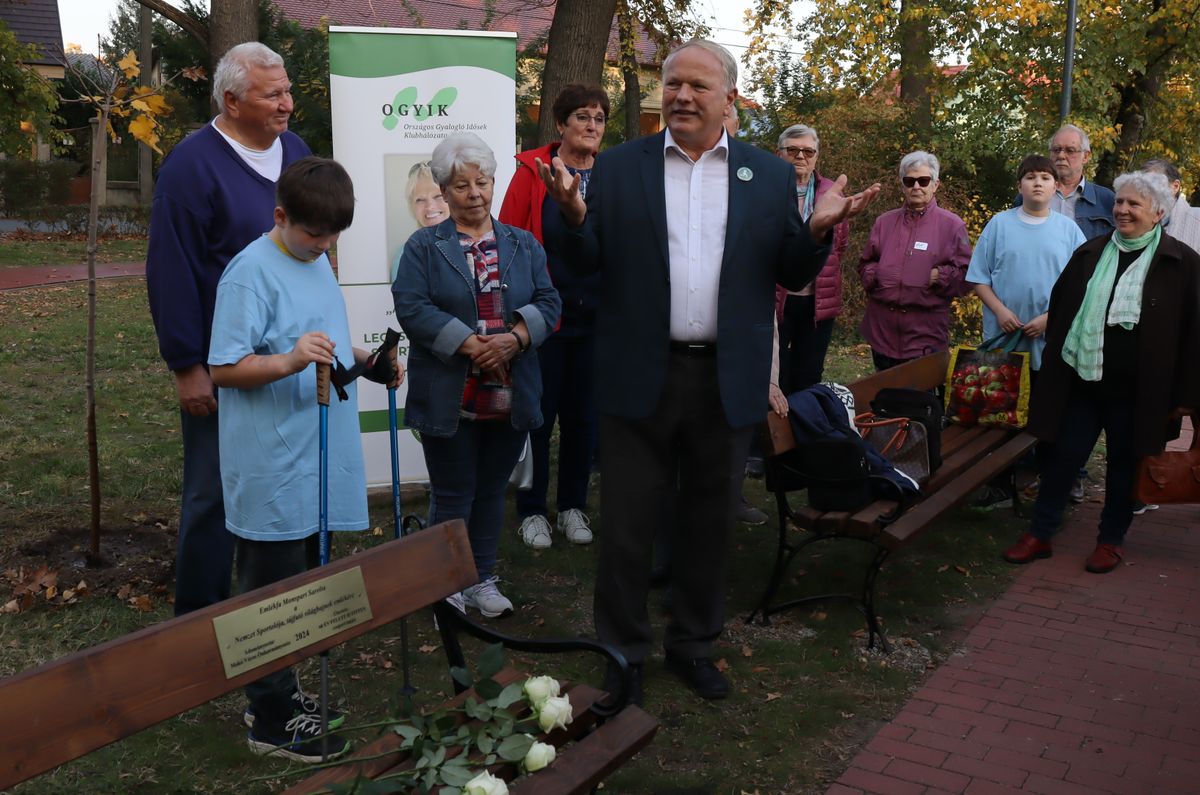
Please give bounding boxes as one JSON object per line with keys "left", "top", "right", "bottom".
{"left": 774, "top": 124, "right": 851, "bottom": 392}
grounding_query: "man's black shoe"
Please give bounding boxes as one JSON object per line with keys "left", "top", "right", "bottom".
{"left": 665, "top": 654, "right": 729, "bottom": 700}
{"left": 600, "top": 660, "right": 643, "bottom": 708}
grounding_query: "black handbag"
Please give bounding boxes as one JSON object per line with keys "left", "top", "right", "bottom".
{"left": 870, "top": 387, "right": 944, "bottom": 472}
{"left": 793, "top": 437, "right": 872, "bottom": 512}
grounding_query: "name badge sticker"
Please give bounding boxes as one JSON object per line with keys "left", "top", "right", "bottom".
{"left": 913, "top": 241, "right": 929, "bottom": 251}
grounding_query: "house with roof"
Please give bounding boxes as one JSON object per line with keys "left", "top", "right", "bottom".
{"left": 0, "top": 0, "right": 65, "bottom": 159}
{"left": 270, "top": 0, "right": 669, "bottom": 144}
{"left": 0, "top": 0, "right": 64, "bottom": 79}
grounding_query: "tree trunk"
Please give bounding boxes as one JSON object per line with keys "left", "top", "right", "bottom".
{"left": 208, "top": 0, "right": 259, "bottom": 69}
{"left": 617, "top": 1, "right": 642, "bottom": 143}
{"left": 897, "top": 0, "right": 932, "bottom": 138}
{"left": 536, "top": 0, "right": 620, "bottom": 145}
{"left": 138, "top": 4, "right": 154, "bottom": 205}
{"left": 1093, "top": 11, "right": 1169, "bottom": 186}
{"left": 86, "top": 114, "right": 107, "bottom": 562}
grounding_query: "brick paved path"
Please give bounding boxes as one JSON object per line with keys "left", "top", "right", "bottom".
{"left": 831, "top": 427, "right": 1200, "bottom": 794}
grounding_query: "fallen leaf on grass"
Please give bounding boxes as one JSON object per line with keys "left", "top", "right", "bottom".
{"left": 372, "top": 526, "right": 384, "bottom": 537}
{"left": 812, "top": 611, "right": 827, "bottom": 621}
{"left": 117, "top": 583, "right": 133, "bottom": 600}
{"left": 840, "top": 711, "right": 855, "bottom": 719}
{"left": 937, "top": 564, "right": 950, "bottom": 573}
{"left": 740, "top": 644, "right": 753, "bottom": 658}
{"left": 954, "top": 565, "right": 971, "bottom": 576}
{"left": 418, "top": 644, "right": 439, "bottom": 654}
{"left": 128, "top": 594, "right": 152, "bottom": 612}
{"left": 1, "top": 599, "right": 18, "bottom": 614}
{"left": 715, "top": 658, "right": 730, "bottom": 673}
{"left": 751, "top": 665, "right": 768, "bottom": 673}
{"left": 765, "top": 692, "right": 782, "bottom": 702}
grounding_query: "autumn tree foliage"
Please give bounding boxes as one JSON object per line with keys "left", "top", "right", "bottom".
{"left": 746, "top": 0, "right": 1200, "bottom": 206}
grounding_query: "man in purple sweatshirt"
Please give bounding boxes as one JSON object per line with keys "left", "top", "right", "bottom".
{"left": 146, "top": 42, "right": 311, "bottom": 615}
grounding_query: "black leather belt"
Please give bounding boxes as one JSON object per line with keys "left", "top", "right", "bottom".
{"left": 669, "top": 340, "right": 717, "bottom": 356}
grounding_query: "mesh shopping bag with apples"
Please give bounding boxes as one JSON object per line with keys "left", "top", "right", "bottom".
{"left": 944, "top": 331, "right": 1031, "bottom": 429}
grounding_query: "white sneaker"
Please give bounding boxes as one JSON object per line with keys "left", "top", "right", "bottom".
{"left": 519, "top": 514, "right": 553, "bottom": 549}
{"left": 557, "top": 508, "right": 593, "bottom": 545}
{"left": 463, "top": 576, "right": 514, "bottom": 618}
{"left": 444, "top": 591, "right": 466, "bottom": 613}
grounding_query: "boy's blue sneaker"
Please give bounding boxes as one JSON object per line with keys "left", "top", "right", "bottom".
{"left": 246, "top": 712, "right": 350, "bottom": 764}
{"left": 243, "top": 687, "right": 345, "bottom": 730}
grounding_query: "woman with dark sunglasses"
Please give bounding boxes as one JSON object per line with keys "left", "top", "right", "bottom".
{"left": 857, "top": 150, "right": 973, "bottom": 371}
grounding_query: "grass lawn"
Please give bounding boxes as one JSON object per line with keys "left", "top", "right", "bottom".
{"left": 0, "top": 234, "right": 147, "bottom": 269}
{"left": 0, "top": 277, "right": 1037, "bottom": 794}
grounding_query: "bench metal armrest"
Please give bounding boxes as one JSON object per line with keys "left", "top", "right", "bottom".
{"left": 433, "top": 602, "right": 632, "bottom": 719}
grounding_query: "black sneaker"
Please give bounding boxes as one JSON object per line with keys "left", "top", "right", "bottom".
{"left": 246, "top": 712, "right": 350, "bottom": 764}
{"left": 970, "top": 485, "right": 1014, "bottom": 511}
{"left": 244, "top": 688, "right": 345, "bottom": 730}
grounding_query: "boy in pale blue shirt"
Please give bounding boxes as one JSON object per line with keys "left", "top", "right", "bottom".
{"left": 968, "top": 155, "right": 1085, "bottom": 510}
{"left": 209, "top": 157, "right": 401, "bottom": 763}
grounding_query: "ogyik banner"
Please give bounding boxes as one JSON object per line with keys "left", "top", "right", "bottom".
{"left": 329, "top": 27, "right": 518, "bottom": 485}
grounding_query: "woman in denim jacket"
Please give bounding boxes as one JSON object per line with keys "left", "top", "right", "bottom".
{"left": 393, "top": 133, "right": 561, "bottom": 618}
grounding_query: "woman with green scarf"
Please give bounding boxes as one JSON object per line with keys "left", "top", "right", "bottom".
{"left": 1004, "top": 170, "right": 1200, "bottom": 574}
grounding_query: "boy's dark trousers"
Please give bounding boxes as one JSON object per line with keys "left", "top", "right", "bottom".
{"left": 237, "top": 535, "right": 319, "bottom": 723}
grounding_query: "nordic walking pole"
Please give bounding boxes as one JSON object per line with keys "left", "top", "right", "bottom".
{"left": 316, "top": 361, "right": 332, "bottom": 762}
{"left": 386, "top": 339, "right": 417, "bottom": 707}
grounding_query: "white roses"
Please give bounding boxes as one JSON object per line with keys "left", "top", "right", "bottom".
{"left": 535, "top": 695, "right": 573, "bottom": 733}
{"left": 522, "top": 675, "right": 560, "bottom": 707}
{"left": 464, "top": 770, "right": 509, "bottom": 795}
{"left": 523, "top": 739, "right": 557, "bottom": 772}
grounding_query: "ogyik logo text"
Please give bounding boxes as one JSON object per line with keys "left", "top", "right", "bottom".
{"left": 382, "top": 86, "right": 458, "bottom": 129}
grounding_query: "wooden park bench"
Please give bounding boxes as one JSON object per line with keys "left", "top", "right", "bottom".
{"left": 746, "top": 351, "right": 1036, "bottom": 651}
{"left": 0, "top": 520, "right": 657, "bottom": 793}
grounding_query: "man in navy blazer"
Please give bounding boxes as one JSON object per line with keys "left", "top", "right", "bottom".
{"left": 540, "top": 40, "right": 879, "bottom": 703}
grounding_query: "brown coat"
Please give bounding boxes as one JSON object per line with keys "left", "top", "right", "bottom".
{"left": 1029, "top": 232, "right": 1200, "bottom": 457}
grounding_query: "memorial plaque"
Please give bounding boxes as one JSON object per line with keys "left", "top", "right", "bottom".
{"left": 212, "top": 567, "right": 373, "bottom": 679}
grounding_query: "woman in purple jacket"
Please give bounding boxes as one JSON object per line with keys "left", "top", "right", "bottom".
{"left": 858, "top": 151, "right": 973, "bottom": 371}
{"left": 775, "top": 124, "right": 850, "bottom": 393}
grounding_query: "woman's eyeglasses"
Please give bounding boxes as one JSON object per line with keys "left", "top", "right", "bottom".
{"left": 902, "top": 175, "right": 933, "bottom": 188}
{"left": 781, "top": 146, "right": 818, "bottom": 160}
{"left": 572, "top": 113, "right": 606, "bottom": 125}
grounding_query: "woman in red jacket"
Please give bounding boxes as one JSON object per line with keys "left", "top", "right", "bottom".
{"left": 499, "top": 84, "right": 608, "bottom": 550}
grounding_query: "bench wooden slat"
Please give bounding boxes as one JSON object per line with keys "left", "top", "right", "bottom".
{"left": 940, "top": 423, "right": 985, "bottom": 457}
{"left": 880, "top": 432, "right": 1037, "bottom": 549}
{"left": 823, "top": 428, "right": 1011, "bottom": 535}
{"left": 0, "top": 522, "right": 477, "bottom": 791}
{"left": 848, "top": 351, "right": 949, "bottom": 408}
{"left": 508, "top": 705, "right": 659, "bottom": 795}
{"left": 922, "top": 428, "right": 1013, "bottom": 494}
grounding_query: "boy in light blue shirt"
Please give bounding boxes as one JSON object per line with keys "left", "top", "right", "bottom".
{"left": 968, "top": 155, "right": 1087, "bottom": 371}
{"left": 967, "top": 154, "right": 1086, "bottom": 511}
{"left": 209, "top": 157, "right": 401, "bottom": 763}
